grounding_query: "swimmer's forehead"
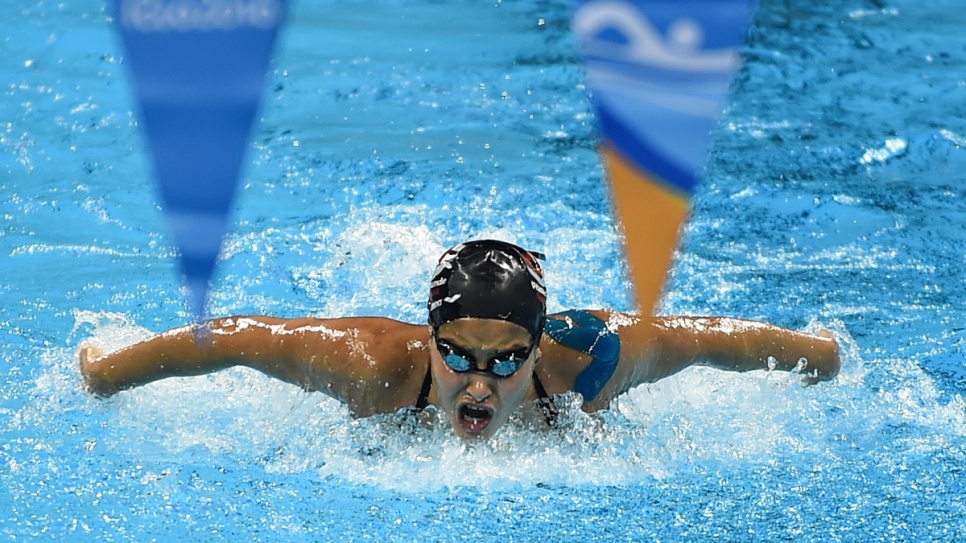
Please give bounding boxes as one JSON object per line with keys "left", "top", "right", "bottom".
{"left": 435, "top": 318, "right": 533, "bottom": 349}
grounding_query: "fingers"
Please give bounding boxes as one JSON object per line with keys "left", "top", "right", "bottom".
{"left": 800, "top": 329, "right": 841, "bottom": 386}
{"left": 78, "top": 343, "right": 112, "bottom": 397}
{"left": 79, "top": 342, "right": 105, "bottom": 366}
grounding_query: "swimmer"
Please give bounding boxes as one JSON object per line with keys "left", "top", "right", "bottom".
{"left": 79, "top": 239, "right": 841, "bottom": 439}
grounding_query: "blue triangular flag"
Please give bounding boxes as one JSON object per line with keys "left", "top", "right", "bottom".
{"left": 113, "top": 1, "right": 288, "bottom": 320}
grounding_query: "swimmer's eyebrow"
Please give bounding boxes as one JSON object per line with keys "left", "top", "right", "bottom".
{"left": 437, "top": 337, "right": 531, "bottom": 359}
{"left": 435, "top": 338, "right": 473, "bottom": 358}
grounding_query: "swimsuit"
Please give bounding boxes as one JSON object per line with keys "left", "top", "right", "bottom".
{"left": 414, "top": 310, "right": 620, "bottom": 426}
{"left": 415, "top": 367, "right": 432, "bottom": 410}
{"left": 543, "top": 310, "right": 621, "bottom": 403}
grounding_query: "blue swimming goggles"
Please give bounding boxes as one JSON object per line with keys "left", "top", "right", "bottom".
{"left": 433, "top": 336, "right": 533, "bottom": 377}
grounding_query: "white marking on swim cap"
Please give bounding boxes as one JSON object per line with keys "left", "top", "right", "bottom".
{"left": 443, "top": 294, "right": 462, "bottom": 304}
{"left": 531, "top": 280, "right": 547, "bottom": 297}
{"left": 526, "top": 263, "right": 545, "bottom": 288}
{"left": 431, "top": 260, "right": 450, "bottom": 279}
{"left": 431, "top": 247, "right": 461, "bottom": 278}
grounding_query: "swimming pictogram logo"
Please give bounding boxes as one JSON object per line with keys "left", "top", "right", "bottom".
{"left": 573, "top": 0, "right": 738, "bottom": 74}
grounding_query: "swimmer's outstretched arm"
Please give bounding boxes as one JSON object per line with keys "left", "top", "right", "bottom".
{"left": 649, "top": 316, "right": 840, "bottom": 380}
{"left": 79, "top": 316, "right": 429, "bottom": 417}
{"left": 593, "top": 313, "right": 841, "bottom": 404}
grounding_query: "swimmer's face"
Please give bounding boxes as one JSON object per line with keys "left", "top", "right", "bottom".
{"left": 430, "top": 318, "right": 538, "bottom": 439}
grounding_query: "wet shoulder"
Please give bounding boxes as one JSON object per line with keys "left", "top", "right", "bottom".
{"left": 347, "top": 318, "right": 431, "bottom": 416}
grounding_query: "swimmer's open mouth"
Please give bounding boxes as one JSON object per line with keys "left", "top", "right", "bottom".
{"left": 457, "top": 404, "right": 494, "bottom": 435}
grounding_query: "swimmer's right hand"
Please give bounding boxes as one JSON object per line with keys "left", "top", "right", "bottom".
{"left": 79, "top": 343, "right": 116, "bottom": 397}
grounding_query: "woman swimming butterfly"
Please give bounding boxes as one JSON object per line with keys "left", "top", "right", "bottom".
{"left": 80, "top": 239, "right": 841, "bottom": 439}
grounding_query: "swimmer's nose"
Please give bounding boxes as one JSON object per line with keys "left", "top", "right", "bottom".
{"left": 466, "top": 379, "right": 491, "bottom": 402}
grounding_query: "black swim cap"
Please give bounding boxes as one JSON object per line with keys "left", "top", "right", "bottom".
{"left": 428, "top": 240, "right": 547, "bottom": 340}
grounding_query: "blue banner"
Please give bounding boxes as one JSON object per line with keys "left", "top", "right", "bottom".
{"left": 113, "top": 0, "right": 287, "bottom": 320}
{"left": 572, "top": 0, "right": 756, "bottom": 313}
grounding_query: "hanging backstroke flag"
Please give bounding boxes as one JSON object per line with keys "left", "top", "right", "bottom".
{"left": 572, "top": 0, "right": 756, "bottom": 314}
{"left": 113, "top": 1, "right": 288, "bottom": 320}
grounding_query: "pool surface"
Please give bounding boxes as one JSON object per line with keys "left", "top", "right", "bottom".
{"left": 3, "top": 0, "right": 966, "bottom": 541}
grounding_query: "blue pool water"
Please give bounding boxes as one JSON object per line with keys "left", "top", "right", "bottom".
{"left": 3, "top": 0, "right": 966, "bottom": 540}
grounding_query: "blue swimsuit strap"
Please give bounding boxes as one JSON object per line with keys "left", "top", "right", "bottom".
{"left": 544, "top": 310, "right": 621, "bottom": 402}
